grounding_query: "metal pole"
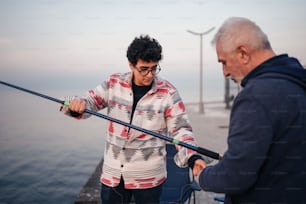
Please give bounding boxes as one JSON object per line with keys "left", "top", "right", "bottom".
{"left": 187, "top": 27, "right": 215, "bottom": 114}
{"left": 225, "top": 77, "right": 230, "bottom": 109}
{"left": 199, "top": 35, "right": 204, "bottom": 114}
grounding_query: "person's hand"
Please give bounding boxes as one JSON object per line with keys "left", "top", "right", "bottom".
{"left": 193, "top": 159, "right": 206, "bottom": 176}
{"left": 69, "top": 99, "right": 86, "bottom": 114}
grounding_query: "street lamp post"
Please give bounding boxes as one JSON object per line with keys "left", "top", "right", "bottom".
{"left": 187, "top": 27, "right": 215, "bottom": 114}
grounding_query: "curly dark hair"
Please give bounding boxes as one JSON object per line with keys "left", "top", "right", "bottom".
{"left": 126, "top": 35, "right": 163, "bottom": 66}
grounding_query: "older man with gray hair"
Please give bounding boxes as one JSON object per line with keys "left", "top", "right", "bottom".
{"left": 193, "top": 17, "right": 306, "bottom": 204}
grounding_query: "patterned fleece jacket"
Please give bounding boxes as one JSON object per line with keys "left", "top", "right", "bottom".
{"left": 61, "top": 72, "right": 201, "bottom": 189}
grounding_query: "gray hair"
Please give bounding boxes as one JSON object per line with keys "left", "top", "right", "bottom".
{"left": 211, "top": 17, "right": 271, "bottom": 53}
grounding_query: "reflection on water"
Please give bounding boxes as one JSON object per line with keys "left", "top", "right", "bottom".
{"left": 0, "top": 87, "right": 106, "bottom": 204}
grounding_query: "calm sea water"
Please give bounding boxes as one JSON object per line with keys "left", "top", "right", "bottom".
{"left": 0, "top": 87, "right": 106, "bottom": 204}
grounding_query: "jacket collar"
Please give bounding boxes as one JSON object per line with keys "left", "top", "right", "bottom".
{"left": 241, "top": 54, "right": 306, "bottom": 89}
{"left": 123, "top": 72, "right": 164, "bottom": 94}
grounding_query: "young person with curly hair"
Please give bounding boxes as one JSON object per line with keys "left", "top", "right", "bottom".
{"left": 61, "top": 35, "right": 207, "bottom": 204}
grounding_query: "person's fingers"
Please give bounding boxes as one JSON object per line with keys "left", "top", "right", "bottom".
{"left": 69, "top": 100, "right": 86, "bottom": 113}
{"left": 193, "top": 160, "right": 206, "bottom": 176}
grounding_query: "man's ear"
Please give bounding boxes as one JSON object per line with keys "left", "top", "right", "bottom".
{"left": 128, "top": 61, "right": 134, "bottom": 71}
{"left": 236, "top": 45, "right": 250, "bottom": 64}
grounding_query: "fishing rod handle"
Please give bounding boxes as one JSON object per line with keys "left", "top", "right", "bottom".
{"left": 197, "top": 146, "right": 222, "bottom": 160}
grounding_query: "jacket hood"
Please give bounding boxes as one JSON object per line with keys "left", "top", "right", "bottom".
{"left": 241, "top": 54, "right": 306, "bottom": 89}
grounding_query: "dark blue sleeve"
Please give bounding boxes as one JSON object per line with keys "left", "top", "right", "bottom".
{"left": 198, "top": 95, "right": 273, "bottom": 194}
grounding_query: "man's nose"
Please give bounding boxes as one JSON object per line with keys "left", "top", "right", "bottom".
{"left": 223, "top": 68, "right": 230, "bottom": 77}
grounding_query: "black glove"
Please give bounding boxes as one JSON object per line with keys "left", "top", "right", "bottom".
{"left": 69, "top": 110, "right": 82, "bottom": 117}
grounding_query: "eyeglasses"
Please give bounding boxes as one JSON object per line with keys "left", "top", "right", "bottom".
{"left": 134, "top": 64, "right": 161, "bottom": 76}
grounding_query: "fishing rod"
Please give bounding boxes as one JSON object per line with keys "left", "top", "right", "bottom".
{"left": 0, "top": 80, "right": 222, "bottom": 160}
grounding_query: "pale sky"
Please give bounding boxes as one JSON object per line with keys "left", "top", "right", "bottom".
{"left": 1, "top": 0, "right": 306, "bottom": 102}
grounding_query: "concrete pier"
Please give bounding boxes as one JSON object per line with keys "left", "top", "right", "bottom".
{"left": 74, "top": 102, "right": 230, "bottom": 204}
{"left": 74, "top": 158, "right": 103, "bottom": 204}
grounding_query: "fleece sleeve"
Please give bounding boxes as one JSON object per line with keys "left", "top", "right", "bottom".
{"left": 198, "top": 95, "right": 273, "bottom": 194}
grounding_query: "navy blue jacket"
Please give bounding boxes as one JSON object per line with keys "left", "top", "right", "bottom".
{"left": 199, "top": 54, "right": 306, "bottom": 204}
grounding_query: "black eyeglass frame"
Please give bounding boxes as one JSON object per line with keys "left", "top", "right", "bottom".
{"left": 133, "top": 64, "right": 161, "bottom": 76}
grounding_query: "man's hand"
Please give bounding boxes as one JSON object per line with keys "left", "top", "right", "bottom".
{"left": 69, "top": 99, "right": 86, "bottom": 114}
{"left": 193, "top": 159, "right": 206, "bottom": 176}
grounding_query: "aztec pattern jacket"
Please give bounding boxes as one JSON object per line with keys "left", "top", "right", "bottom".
{"left": 62, "top": 72, "right": 199, "bottom": 189}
